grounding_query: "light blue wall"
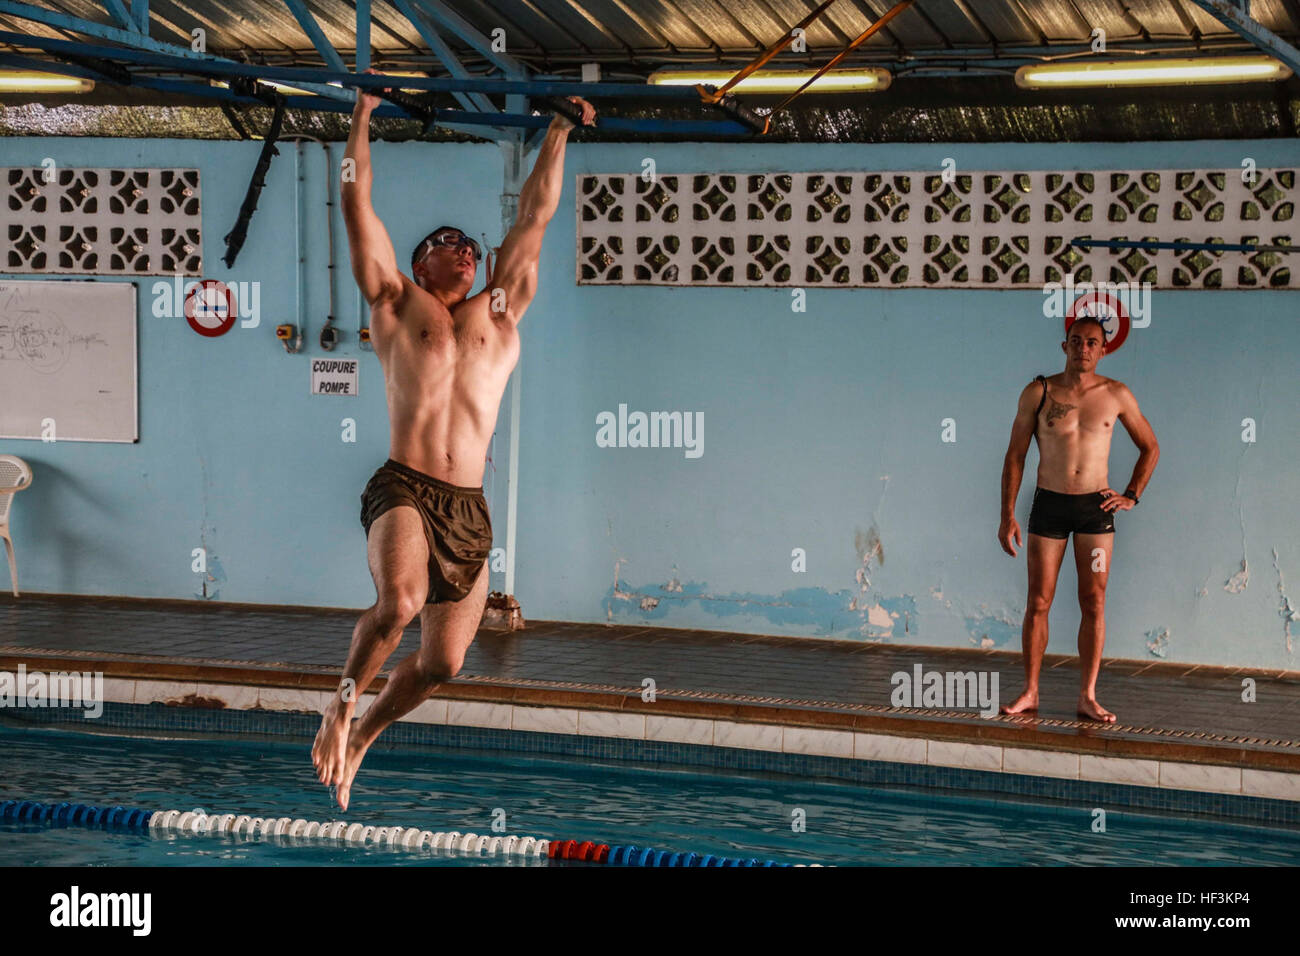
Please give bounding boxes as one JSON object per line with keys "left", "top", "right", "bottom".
{"left": 1, "top": 136, "right": 507, "bottom": 609}
{"left": 3, "top": 135, "right": 1297, "bottom": 670}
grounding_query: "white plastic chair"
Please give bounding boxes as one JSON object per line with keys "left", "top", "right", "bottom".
{"left": 0, "top": 455, "right": 33, "bottom": 597}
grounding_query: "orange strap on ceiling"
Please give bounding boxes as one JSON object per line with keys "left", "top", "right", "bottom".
{"left": 698, "top": 0, "right": 843, "bottom": 105}
{"left": 759, "top": 0, "right": 914, "bottom": 134}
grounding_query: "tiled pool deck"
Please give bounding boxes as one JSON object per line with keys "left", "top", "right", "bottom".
{"left": 3, "top": 593, "right": 1299, "bottom": 811}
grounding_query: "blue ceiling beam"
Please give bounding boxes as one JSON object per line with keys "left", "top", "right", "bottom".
{"left": 282, "top": 0, "right": 346, "bottom": 72}
{"left": 132, "top": 0, "right": 148, "bottom": 34}
{"left": 1183, "top": 0, "right": 1300, "bottom": 74}
{"left": 391, "top": 0, "right": 495, "bottom": 113}
{"left": 0, "top": 11, "right": 363, "bottom": 105}
{"left": 0, "top": 29, "right": 703, "bottom": 99}
{"left": 0, "top": 50, "right": 103, "bottom": 79}
{"left": 0, "top": 0, "right": 189, "bottom": 55}
{"left": 0, "top": 48, "right": 429, "bottom": 122}
{"left": 412, "top": 0, "right": 526, "bottom": 77}
{"left": 0, "top": 50, "right": 747, "bottom": 135}
{"left": 101, "top": 0, "right": 138, "bottom": 33}
{"left": 355, "top": 0, "right": 369, "bottom": 71}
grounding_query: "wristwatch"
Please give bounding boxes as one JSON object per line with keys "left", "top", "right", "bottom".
{"left": 1123, "top": 488, "right": 1140, "bottom": 505}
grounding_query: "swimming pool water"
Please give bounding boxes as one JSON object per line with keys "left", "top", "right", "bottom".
{"left": 3, "top": 722, "right": 1298, "bottom": 866}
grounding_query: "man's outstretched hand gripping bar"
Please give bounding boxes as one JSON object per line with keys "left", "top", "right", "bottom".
{"left": 536, "top": 96, "right": 594, "bottom": 127}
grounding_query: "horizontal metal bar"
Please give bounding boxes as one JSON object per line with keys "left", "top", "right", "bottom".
{"left": 0, "top": 28, "right": 702, "bottom": 99}
{"left": 0, "top": 50, "right": 104, "bottom": 79}
{"left": 1073, "top": 238, "right": 1295, "bottom": 254}
{"left": 0, "top": 51, "right": 749, "bottom": 135}
{"left": 281, "top": 100, "right": 746, "bottom": 134}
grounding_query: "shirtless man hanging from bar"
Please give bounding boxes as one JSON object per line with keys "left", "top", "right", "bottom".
{"left": 997, "top": 316, "right": 1160, "bottom": 723}
{"left": 312, "top": 77, "right": 596, "bottom": 811}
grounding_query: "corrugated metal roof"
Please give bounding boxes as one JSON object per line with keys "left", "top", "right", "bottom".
{"left": 3, "top": 0, "right": 1296, "bottom": 67}
{"left": 1, "top": 0, "right": 1298, "bottom": 141}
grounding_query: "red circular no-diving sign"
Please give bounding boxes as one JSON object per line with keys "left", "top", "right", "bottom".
{"left": 185, "top": 280, "right": 237, "bottom": 337}
{"left": 1066, "top": 290, "right": 1129, "bottom": 354}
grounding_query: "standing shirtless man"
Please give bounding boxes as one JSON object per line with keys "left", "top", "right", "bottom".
{"left": 998, "top": 316, "right": 1159, "bottom": 723}
{"left": 312, "top": 80, "right": 595, "bottom": 810}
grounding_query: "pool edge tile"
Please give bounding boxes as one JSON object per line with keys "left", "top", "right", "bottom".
{"left": 510, "top": 705, "right": 580, "bottom": 735}
{"left": 577, "top": 710, "right": 645, "bottom": 739}
{"left": 1159, "top": 761, "right": 1242, "bottom": 794}
{"left": 645, "top": 715, "right": 714, "bottom": 746}
{"left": 1003, "top": 747, "right": 1081, "bottom": 779}
{"left": 783, "top": 727, "right": 854, "bottom": 758}
{"left": 927, "top": 739, "right": 1003, "bottom": 772}
{"left": 1241, "top": 768, "right": 1300, "bottom": 802}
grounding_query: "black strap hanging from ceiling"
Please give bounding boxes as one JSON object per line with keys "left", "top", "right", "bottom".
{"left": 222, "top": 91, "right": 287, "bottom": 268}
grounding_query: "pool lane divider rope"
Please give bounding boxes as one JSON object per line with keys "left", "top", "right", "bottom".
{"left": 0, "top": 801, "right": 819, "bottom": 867}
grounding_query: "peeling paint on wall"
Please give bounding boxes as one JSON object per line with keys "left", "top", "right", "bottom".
{"left": 858, "top": 594, "right": 917, "bottom": 641}
{"left": 866, "top": 602, "right": 894, "bottom": 629}
{"left": 963, "top": 605, "right": 1022, "bottom": 648}
{"left": 848, "top": 524, "right": 885, "bottom": 612}
{"left": 1146, "top": 626, "right": 1171, "bottom": 658}
{"left": 1224, "top": 559, "right": 1249, "bottom": 593}
{"left": 194, "top": 548, "right": 227, "bottom": 601}
{"left": 664, "top": 566, "right": 683, "bottom": 593}
{"left": 194, "top": 453, "right": 224, "bottom": 601}
{"left": 608, "top": 557, "right": 630, "bottom": 622}
{"left": 1272, "top": 548, "right": 1296, "bottom": 653}
{"left": 603, "top": 571, "right": 917, "bottom": 640}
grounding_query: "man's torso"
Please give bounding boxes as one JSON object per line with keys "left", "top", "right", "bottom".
{"left": 372, "top": 279, "right": 520, "bottom": 487}
{"left": 1034, "top": 373, "right": 1123, "bottom": 494}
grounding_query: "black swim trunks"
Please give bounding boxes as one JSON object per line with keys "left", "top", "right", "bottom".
{"left": 359, "top": 458, "right": 493, "bottom": 604}
{"left": 1027, "top": 487, "right": 1115, "bottom": 539}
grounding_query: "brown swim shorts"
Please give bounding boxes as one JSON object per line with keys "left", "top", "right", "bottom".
{"left": 359, "top": 458, "right": 493, "bottom": 604}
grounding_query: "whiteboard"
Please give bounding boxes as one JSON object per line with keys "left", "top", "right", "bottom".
{"left": 0, "top": 279, "right": 138, "bottom": 443}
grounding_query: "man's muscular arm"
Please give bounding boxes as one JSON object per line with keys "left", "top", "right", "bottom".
{"left": 998, "top": 382, "right": 1040, "bottom": 556}
{"left": 1113, "top": 383, "right": 1159, "bottom": 500}
{"left": 341, "top": 80, "right": 404, "bottom": 307}
{"left": 489, "top": 98, "right": 595, "bottom": 325}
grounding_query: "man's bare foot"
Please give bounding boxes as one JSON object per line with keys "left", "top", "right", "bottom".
{"left": 312, "top": 704, "right": 351, "bottom": 787}
{"left": 1077, "top": 696, "right": 1116, "bottom": 723}
{"left": 1001, "top": 689, "right": 1039, "bottom": 715}
{"left": 334, "top": 730, "right": 373, "bottom": 813}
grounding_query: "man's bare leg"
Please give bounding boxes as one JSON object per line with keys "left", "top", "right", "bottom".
{"left": 1074, "top": 531, "right": 1116, "bottom": 722}
{"left": 334, "top": 562, "right": 489, "bottom": 811}
{"left": 1002, "top": 533, "right": 1069, "bottom": 714}
{"left": 312, "top": 506, "right": 429, "bottom": 789}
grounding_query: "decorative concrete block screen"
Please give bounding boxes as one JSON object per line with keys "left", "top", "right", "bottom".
{"left": 3, "top": 167, "right": 202, "bottom": 276}
{"left": 576, "top": 169, "right": 1294, "bottom": 290}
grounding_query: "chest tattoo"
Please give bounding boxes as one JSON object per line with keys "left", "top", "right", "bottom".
{"left": 1045, "top": 398, "right": 1076, "bottom": 427}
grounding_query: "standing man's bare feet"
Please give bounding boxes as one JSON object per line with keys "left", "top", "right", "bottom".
{"left": 312, "top": 701, "right": 351, "bottom": 787}
{"left": 1001, "top": 689, "right": 1039, "bottom": 715}
{"left": 1077, "top": 696, "right": 1116, "bottom": 723}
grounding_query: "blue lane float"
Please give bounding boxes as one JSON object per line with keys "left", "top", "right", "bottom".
{"left": 0, "top": 800, "right": 818, "bottom": 866}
